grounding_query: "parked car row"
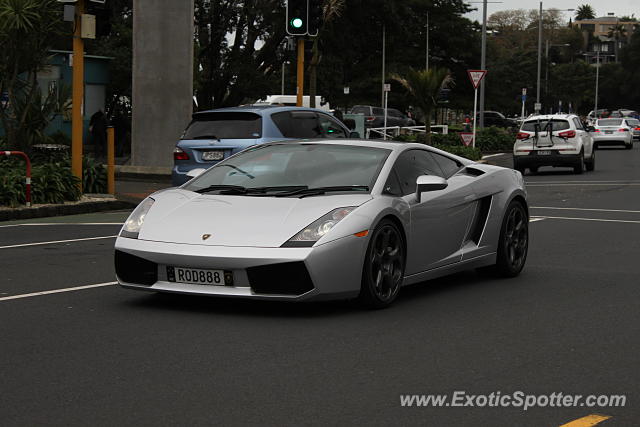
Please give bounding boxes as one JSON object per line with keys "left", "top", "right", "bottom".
{"left": 348, "top": 105, "right": 416, "bottom": 128}
{"left": 513, "top": 113, "right": 636, "bottom": 175}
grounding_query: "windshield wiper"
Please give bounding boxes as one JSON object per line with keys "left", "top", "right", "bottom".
{"left": 189, "top": 135, "right": 220, "bottom": 140}
{"left": 276, "top": 185, "right": 369, "bottom": 198}
{"left": 217, "top": 164, "right": 255, "bottom": 179}
{"left": 194, "top": 185, "right": 308, "bottom": 195}
{"left": 194, "top": 184, "right": 247, "bottom": 194}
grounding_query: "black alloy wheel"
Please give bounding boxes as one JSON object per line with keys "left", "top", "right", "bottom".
{"left": 497, "top": 201, "right": 528, "bottom": 276}
{"left": 358, "top": 219, "right": 405, "bottom": 308}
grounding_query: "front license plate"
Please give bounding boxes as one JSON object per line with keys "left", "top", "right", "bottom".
{"left": 537, "top": 150, "right": 551, "bottom": 155}
{"left": 202, "top": 150, "right": 224, "bottom": 161}
{"left": 167, "top": 266, "right": 233, "bottom": 286}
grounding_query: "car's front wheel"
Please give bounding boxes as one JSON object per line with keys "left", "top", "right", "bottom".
{"left": 477, "top": 200, "right": 528, "bottom": 278}
{"left": 358, "top": 219, "right": 405, "bottom": 309}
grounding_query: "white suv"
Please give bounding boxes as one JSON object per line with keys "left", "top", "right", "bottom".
{"left": 513, "top": 114, "right": 595, "bottom": 175}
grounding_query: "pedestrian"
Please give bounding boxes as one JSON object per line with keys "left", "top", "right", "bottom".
{"left": 464, "top": 114, "right": 471, "bottom": 132}
{"left": 89, "top": 109, "right": 108, "bottom": 160}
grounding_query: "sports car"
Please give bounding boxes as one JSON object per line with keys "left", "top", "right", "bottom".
{"left": 115, "top": 140, "right": 528, "bottom": 308}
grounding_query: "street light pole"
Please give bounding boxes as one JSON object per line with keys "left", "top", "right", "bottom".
{"left": 426, "top": 12, "right": 429, "bottom": 71}
{"left": 594, "top": 50, "right": 600, "bottom": 115}
{"left": 479, "top": 0, "right": 487, "bottom": 128}
{"left": 381, "top": 24, "right": 386, "bottom": 108}
{"left": 536, "top": 1, "right": 543, "bottom": 114}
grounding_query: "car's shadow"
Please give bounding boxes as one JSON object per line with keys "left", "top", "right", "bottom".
{"left": 121, "top": 270, "right": 508, "bottom": 318}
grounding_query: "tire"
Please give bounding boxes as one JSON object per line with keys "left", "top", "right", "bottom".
{"left": 573, "top": 151, "right": 584, "bottom": 174}
{"left": 513, "top": 158, "right": 526, "bottom": 175}
{"left": 625, "top": 141, "right": 632, "bottom": 149}
{"left": 477, "top": 200, "right": 528, "bottom": 278}
{"left": 585, "top": 150, "right": 596, "bottom": 171}
{"left": 529, "top": 166, "right": 538, "bottom": 174}
{"left": 358, "top": 219, "right": 405, "bottom": 309}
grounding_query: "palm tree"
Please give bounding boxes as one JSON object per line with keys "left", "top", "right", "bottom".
{"left": 575, "top": 5, "right": 596, "bottom": 21}
{"left": 607, "top": 23, "right": 628, "bottom": 62}
{"left": 308, "top": 0, "right": 345, "bottom": 108}
{"left": 391, "top": 67, "right": 453, "bottom": 145}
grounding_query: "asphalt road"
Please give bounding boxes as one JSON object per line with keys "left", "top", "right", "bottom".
{"left": 1, "top": 145, "right": 639, "bottom": 426}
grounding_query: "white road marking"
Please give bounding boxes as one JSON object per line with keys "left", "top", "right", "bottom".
{"left": 533, "top": 215, "right": 640, "bottom": 224}
{"left": 0, "top": 235, "right": 117, "bottom": 250}
{"left": 526, "top": 183, "right": 640, "bottom": 187}
{"left": 0, "top": 282, "right": 117, "bottom": 302}
{"left": 481, "top": 153, "right": 508, "bottom": 159}
{"left": 529, "top": 217, "right": 546, "bottom": 222}
{"left": 526, "top": 180, "right": 640, "bottom": 184}
{"left": 531, "top": 206, "right": 640, "bottom": 214}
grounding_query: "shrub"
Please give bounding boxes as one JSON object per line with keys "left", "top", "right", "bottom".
{"left": 83, "top": 155, "right": 107, "bottom": 194}
{"left": 431, "top": 144, "right": 482, "bottom": 161}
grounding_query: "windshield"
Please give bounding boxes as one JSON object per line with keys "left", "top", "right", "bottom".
{"left": 521, "top": 119, "right": 570, "bottom": 132}
{"left": 597, "top": 119, "right": 623, "bottom": 127}
{"left": 181, "top": 112, "right": 262, "bottom": 139}
{"left": 183, "top": 143, "right": 391, "bottom": 193}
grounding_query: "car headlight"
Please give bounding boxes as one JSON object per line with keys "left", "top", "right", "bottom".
{"left": 283, "top": 207, "right": 356, "bottom": 247}
{"left": 120, "top": 197, "right": 155, "bottom": 239}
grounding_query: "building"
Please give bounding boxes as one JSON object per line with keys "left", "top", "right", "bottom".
{"left": 573, "top": 16, "right": 637, "bottom": 64}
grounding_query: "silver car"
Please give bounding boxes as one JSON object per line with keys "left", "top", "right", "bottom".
{"left": 624, "top": 118, "right": 640, "bottom": 141}
{"left": 593, "top": 118, "right": 634, "bottom": 149}
{"left": 115, "top": 140, "right": 528, "bottom": 308}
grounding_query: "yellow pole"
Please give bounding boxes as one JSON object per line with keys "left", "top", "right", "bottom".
{"left": 107, "top": 126, "right": 115, "bottom": 195}
{"left": 71, "top": 0, "right": 85, "bottom": 192}
{"left": 296, "top": 38, "right": 304, "bottom": 107}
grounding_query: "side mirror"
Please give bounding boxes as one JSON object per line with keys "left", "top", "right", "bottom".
{"left": 586, "top": 126, "right": 595, "bottom": 132}
{"left": 416, "top": 175, "right": 447, "bottom": 202}
{"left": 349, "top": 131, "right": 361, "bottom": 138}
{"left": 186, "top": 168, "right": 206, "bottom": 179}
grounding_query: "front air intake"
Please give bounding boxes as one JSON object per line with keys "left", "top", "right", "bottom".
{"left": 247, "top": 262, "right": 314, "bottom": 295}
{"left": 114, "top": 250, "right": 158, "bottom": 286}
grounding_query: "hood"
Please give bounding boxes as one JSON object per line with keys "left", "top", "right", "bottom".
{"left": 138, "top": 189, "right": 372, "bottom": 247}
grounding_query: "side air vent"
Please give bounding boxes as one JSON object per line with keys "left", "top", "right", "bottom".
{"left": 468, "top": 196, "right": 492, "bottom": 244}
{"left": 464, "top": 166, "right": 486, "bottom": 177}
{"left": 115, "top": 250, "right": 158, "bottom": 286}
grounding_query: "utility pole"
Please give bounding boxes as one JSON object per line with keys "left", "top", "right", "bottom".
{"left": 296, "top": 38, "right": 304, "bottom": 107}
{"left": 426, "top": 12, "right": 429, "bottom": 71}
{"left": 536, "top": 1, "right": 543, "bottom": 114}
{"left": 479, "top": 0, "right": 487, "bottom": 128}
{"left": 381, "top": 24, "right": 386, "bottom": 108}
{"left": 281, "top": 62, "right": 286, "bottom": 95}
{"left": 72, "top": 0, "right": 85, "bottom": 191}
{"left": 594, "top": 50, "right": 600, "bottom": 115}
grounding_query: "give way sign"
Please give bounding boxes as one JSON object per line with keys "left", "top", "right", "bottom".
{"left": 467, "top": 70, "right": 487, "bottom": 89}
{"left": 459, "top": 132, "right": 474, "bottom": 147}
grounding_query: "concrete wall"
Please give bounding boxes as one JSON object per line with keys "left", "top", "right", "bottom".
{"left": 132, "top": 0, "right": 194, "bottom": 170}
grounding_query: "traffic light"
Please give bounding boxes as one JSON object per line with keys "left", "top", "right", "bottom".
{"left": 286, "top": 0, "right": 308, "bottom": 36}
{"left": 307, "top": 0, "right": 322, "bottom": 36}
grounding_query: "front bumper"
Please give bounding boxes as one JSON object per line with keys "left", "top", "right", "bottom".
{"left": 513, "top": 151, "right": 581, "bottom": 168}
{"left": 114, "top": 234, "right": 368, "bottom": 301}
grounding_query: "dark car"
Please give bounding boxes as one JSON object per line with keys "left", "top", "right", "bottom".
{"left": 172, "top": 106, "right": 354, "bottom": 186}
{"left": 477, "top": 111, "right": 517, "bottom": 128}
{"left": 349, "top": 105, "right": 415, "bottom": 128}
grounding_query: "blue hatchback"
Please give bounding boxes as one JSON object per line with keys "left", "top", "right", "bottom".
{"left": 172, "top": 105, "right": 355, "bottom": 185}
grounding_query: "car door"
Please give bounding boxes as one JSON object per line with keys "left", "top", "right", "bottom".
{"left": 388, "top": 149, "right": 476, "bottom": 274}
{"left": 573, "top": 117, "right": 593, "bottom": 156}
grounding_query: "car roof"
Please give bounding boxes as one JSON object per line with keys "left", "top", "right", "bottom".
{"left": 524, "top": 114, "right": 577, "bottom": 121}
{"left": 193, "top": 105, "right": 332, "bottom": 117}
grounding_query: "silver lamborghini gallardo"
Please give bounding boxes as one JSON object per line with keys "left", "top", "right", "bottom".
{"left": 115, "top": 140, "right": 528, "bottom": 308}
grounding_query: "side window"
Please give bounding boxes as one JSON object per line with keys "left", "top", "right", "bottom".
{"left": 272, "top": 111, "right": 322, "bottom": 138}
{"left": 573, "top": 118, "right": 584, "bottom": 130}
{"left": 383, "top": 170, "right": 402, "bottom": 196}
{"left": 318, "top": 114, "right": 348, "bottom": 138}
{"left": 372, "top": 107, "right": 385, "bottom": 116}
{"left": 429, "top": 152, "right": 462, "bottom": 179}
{"left": 392, "top": 150, "right": 444, "bottom": 196}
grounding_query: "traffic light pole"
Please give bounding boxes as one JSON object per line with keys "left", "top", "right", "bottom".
{"left": 296, "top": 38, "right": 304, "bottom": 107}
{"left": 72, "top": 0, "right": 85, "bottom": 191}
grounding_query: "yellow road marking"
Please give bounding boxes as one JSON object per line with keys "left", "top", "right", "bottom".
{"left": 559, "top": 414, "right": 611, "bottom": 427}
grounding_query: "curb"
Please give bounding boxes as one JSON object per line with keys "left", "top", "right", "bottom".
{"left": 0, "top": 199, "right": 136, "bottom": 222}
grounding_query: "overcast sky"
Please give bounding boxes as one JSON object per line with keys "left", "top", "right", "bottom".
{"left": 465, "top": 0, "right": 640, "bottom": 23}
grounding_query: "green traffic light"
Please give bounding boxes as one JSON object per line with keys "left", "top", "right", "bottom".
{"left": 291, "top": 17, "right": 303, "bottom": 29}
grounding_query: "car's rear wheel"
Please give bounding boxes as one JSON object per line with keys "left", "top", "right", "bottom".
{"left": 625, "top": 141, "right": 633, "bottom": 149}
{"left": 513, "top": 158, "right": 526, "bottom": 175}
{"left": 358, "top": 219, "right": 405, "bottom": 309}
{"left": 585, "top": 149, "right": 596, "bottom": 171}
{"left": 573, "top": 151, "right": 584, "bottom": 174}
{"left": 477, "top": 200, "right": 528, "bottom": 278}
{"left": 529, "top": 166, "right": 538, "bottom": 174}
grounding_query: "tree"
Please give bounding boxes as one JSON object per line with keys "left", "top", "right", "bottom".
{"left": 391, "top": 68, "right": 453, "bottom": 145}
{"left": 193, "top": 0, "right": 286, "bottom": 109}
{"left": 0, "top": 0, "right": 65, "bottom": 151}
{"left": 575, "top": 5, "right": 596, "bottom": 21}
{"left": 308, "top": 0, "right": 345, "bottom": 108}
{"left": 607, "top": 24, "right": 628, "bottom": 62}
